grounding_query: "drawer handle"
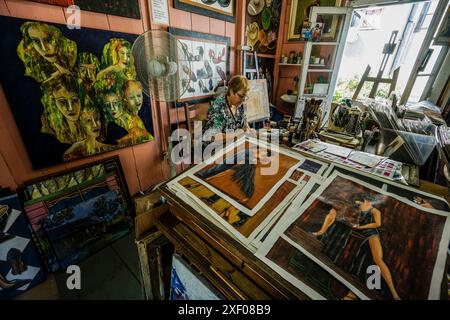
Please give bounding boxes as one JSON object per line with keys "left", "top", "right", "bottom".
{"left": 209, "top": 265, "right": 247, "bottom": 300}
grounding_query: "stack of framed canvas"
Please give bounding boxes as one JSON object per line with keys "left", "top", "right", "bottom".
{"left": 20, "top": 156, "right": 133, "bottom": 272}
{"left": 167, "top": 135, "right": 330, "bottom": 250}
{"left": 164, "top": 135, "right": 450, "bottom": 299}
{"left": 256, "top": 169, "right": 450, "bottom": 300}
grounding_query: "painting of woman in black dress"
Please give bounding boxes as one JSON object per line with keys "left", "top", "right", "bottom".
{"left": 312, "top": 194, "right": 400, "bottom": 300}
{"left": 194, "top": 142, "right": 300, "bottom": 210}
{"left": 196, "top": 149, "right": 258, "bottom": 204}
{"left": 283, "top": 174, "right": 449, "bottom": 300}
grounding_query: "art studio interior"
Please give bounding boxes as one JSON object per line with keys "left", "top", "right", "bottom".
{"left": 0, "top": 0, "right": 449, "bottom": 301}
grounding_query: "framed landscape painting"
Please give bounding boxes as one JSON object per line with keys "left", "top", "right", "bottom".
{"left": 20, "top": 156, "right": 133, "bottom": 272}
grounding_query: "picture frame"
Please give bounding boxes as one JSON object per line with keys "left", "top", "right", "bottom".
{"left": 168, "top": 27, "right": 230, "bottom": 105}
{"left": 173, "top": 0, "right": 235, "bottom": 23}
{"left": 19, "top": 156, "right": 133, "bottom": 272}
{"left": 434, "top": 6, "right": 450, "bottom": 46}
{"left": 31, "top": 0, "right": 141, "bottom": 19}
{"left": 0, "top": 16, "right": 154, "bottom": 169}
{"left": 288, "top": 0, "right": 340, "bottom": 41}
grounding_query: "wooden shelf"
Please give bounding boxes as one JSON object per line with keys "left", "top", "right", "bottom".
{"left": 278, "top": 63, "right": 302, "bottom": 66}
{"left": 311, "top": 41, "right": 339, "bottom": 46}
{"left": 303, "top": 93, "right": 328, "bottom": 97}
{"left": 246, "top": 52, "right": 276, "bottom": 59}
{"left": 307, "top": 69, "right": 333, "bottom": 72}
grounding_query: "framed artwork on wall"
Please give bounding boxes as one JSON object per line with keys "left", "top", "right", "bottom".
{"left": 245, "top": 0, "right": 283, "bottom": 55}
{"left": 173, "top": 0, "right": 235, "bottom": 22}
{"left": 31, "top": 0, "right": 142, "bottom": 19}
{"left": 19, "top": 156, "right": 133, "bottom": 272}
{"left": 288, "top": 0, "right": 340, "bottom": 41}
{"left": 168, "top": 27, "right": 230, "bottom": 105}
{"left": 0, "top": 16, "right": 154, "bottom": 169}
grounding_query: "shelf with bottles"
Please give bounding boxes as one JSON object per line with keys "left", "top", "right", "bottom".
{"left": 307, "top": 68, "right": 333, "bottom": 72}
{"left": 280, "top": 50, "right": 303, "bottom": 65}
{"left": 311, "top": 41, "right": 339, "bottom": 46}
{"left": 307, "top": 44, "right": 334, "bottom": 67}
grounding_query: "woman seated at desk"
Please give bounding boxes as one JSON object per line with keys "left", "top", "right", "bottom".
{"left": 202, "top": 75, "right": 251, "bottom": 145}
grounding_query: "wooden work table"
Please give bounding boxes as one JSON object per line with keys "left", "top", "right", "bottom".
{"left": 147, "top": 146, "right": 449, "bottom": 300}
{"left": 156, "top": 183, "right": 309, "bottom": 300}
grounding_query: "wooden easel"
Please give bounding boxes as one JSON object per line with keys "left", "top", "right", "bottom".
{"left": 352, "top": 65, "right": 400, "bottom": 101}
{"left": 352, "top": 31, "right": 400, "bottom": 101}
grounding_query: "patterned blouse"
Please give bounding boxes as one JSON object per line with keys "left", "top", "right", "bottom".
{"left": 203, "top": 96, "right": 247, "bottom": 137}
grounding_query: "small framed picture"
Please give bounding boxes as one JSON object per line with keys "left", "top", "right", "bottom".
{"left": 310, "top": 22, "right": 324, "bottom": 42}
{"left": 173, "top": 0, "right": 235, "bottom": 23}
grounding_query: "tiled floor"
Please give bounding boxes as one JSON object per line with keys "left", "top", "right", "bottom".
{"left": 14, "top": 232, "right": 144, "bottom": 300}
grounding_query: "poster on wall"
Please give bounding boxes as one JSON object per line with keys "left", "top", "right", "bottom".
{"left": 0, "top": 192, "right": 46, "bottom": 300}
{"left": 173, "top": 0, "right": 235, "bottom": 22}
{"left": 151, "top": 0, "right": 170, "bottom": 25}
{"left": 20, "top": 156, "right": 132, "bottom": 272}
{"left": 0, "top": 16, "right": 154, "bottom": 169}
{"left": 31, "top": 0, "right": 142, "bottom": 19}
{"left": 169, "top": 28, "right": 230, "bottom": 105}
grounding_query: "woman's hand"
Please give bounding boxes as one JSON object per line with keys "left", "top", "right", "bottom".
{"left": 351, "top": 223, "right": 360, "bottom": 229}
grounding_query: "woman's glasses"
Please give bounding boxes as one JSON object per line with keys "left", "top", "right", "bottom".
{"left": 236, "top": 92, "right": 249, "bottom": 101}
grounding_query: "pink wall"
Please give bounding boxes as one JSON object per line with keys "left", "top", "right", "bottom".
{"left": 0, "top": 0, "right": 237, "bottom": 196}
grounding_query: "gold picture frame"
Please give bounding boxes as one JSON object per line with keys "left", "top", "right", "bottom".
{"left": 288, "top": 0, "right": 341, "bottom": 41}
